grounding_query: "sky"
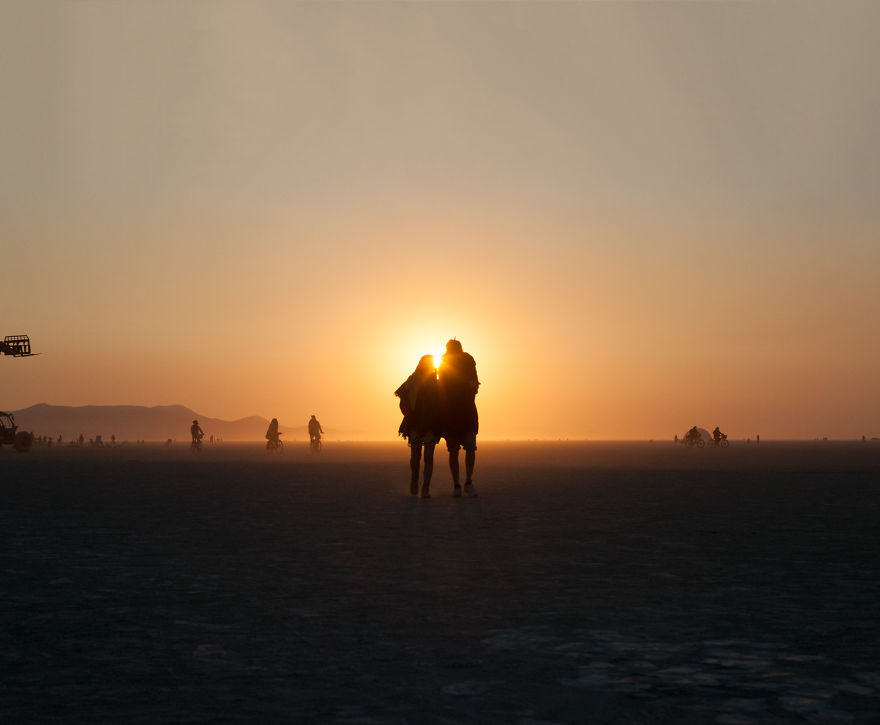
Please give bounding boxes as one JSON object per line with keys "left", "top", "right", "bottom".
{"left": 2, "top": 0, "right": 878, "bottom": 440}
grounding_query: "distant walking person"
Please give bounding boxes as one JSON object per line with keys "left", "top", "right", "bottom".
{"left": 439, "top": 339, "right": 480, "bottom": 497}
{"left": 308, "top": 415, "right": 323, "bottom": 451}
{"left": 395, "top": 354, "right": 443, "bottom": 498}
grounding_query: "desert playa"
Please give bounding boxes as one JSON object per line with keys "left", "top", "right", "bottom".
{"left": 5, "top": 2, "right": 880, "bottom": 722}
{"left": 2, "top": 441, "right": 878, "bottom": 723}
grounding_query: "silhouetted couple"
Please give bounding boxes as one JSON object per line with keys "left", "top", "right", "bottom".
{"left": 395, "top": 339, "right": 479, "bottom": 499}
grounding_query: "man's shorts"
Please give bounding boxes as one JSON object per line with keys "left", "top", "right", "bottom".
{"left": 445, "top": 432, "right": 477, "bottom": 453}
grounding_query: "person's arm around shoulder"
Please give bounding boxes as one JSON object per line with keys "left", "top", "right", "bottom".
{"left": 464, "top": 353, "right": 480, "bottom": 394}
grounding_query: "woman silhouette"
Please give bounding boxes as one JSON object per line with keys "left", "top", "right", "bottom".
{"left": 395, "top": 354, "right": 443, "bottom": 498}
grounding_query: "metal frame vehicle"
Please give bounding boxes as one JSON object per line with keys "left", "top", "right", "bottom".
{"left": 0, "top": 411, "right": 33, "bottom": 452}
{"left": 2, "top": 334, "right": 38, "bottom": 451}
{"left": 0, "top": 335, "right": 37, "bottom": 357}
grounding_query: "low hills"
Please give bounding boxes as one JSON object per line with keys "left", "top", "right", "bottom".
{"left": 10, "top": 403, "right": 276, "bottom": 442}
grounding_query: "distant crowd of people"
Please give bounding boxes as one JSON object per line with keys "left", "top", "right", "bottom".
{"left": 395, "top": 338, "right": 479, "bottom": 499}
{"left": 23, "top": 417, "right": 327, "bottom": 451}
{"left": 678, "top": 426, "right": 729, "bottom": 447}
{"left": 259, "top": 414, "right": 323, "bottom": 452}
{"left": 28, "top": 433, "right": 141, "bottom": 448}
{"left": 676, "top": 427, "right": 761, "bottom": 447}
{"left": 186, "top": 416, "right": 325, "bottom": 452}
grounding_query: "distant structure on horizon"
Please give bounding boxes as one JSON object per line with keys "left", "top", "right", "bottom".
{"left": 0, "top": 334, "right": 37, "bottom": 358}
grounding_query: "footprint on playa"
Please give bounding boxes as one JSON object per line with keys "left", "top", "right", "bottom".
{"left": 193, "top": 643, "right": 228, "bottom": 659}
{"left": 442, "top": 680, "right": 490, "bottom": 696}
{"left": 559, "top": 672, "right": 609, "bottom": 689}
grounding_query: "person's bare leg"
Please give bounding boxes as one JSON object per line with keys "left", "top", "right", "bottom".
{"left": 464, "top": 449, "right": 475, "bottom": 485}
{"left": 420, "top": 444, "right": 435, "bottom": 497}
{"left": 423, "top": 444, "right": 435, "bottom": 485}
{"left": 410, "top": 444, "right": 421, "bottom": 495}
{"left": 449, "top": 450, "right": 461, "bottom": 488}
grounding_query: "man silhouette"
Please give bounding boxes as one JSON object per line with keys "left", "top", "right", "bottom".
{"left": 439, "top": 339, "right": 480, "bottom": 497}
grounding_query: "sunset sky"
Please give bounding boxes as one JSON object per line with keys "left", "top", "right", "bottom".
{"left": 2, "top": 1, "right": 878, "bottom": 440}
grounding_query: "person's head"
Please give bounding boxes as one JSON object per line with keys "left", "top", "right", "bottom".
{"left": 445, "top": 338, "right": 463, "bottom": 355}
{"left": 310, "top": 414, "right": 316, "bottom": 420}
{"left": 193, "top": 420, "right": 198, "bottom": 425}
{"left": 271, "top": 418, "right": 278, "bottom": 425}
{"left": 415, "top": 354, "right": 436, "bottom": 377}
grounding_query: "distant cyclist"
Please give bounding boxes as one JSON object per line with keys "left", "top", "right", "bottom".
{"left": 190, "top": 420, "right": 205, "bottom": 450}
{"left": 266, "top": 417, "right": 282, "bottom": 450}
{"left": 308, "top": 415, "right": 324, "bottom": 448}
{"left": 712, "top": 426, "right": 728, "bottom": 447}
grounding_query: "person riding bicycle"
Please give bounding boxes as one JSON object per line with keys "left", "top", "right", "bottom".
{"left": 308, "top": 415, "right": 323, "bottom": 445}
{"left": 266, "top": 418, "right": 281, "bottom": 448}
{"left": 713, "top": 426, "right": 726, "bottom": 444}
{"left": 191, "top": 420, "right": 204, "bottom": 445}
{"left": 686, "top": 426, "right": 700, "bottom": 444}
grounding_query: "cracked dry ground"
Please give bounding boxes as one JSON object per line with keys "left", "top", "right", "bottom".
{"left": 1, "top": 443, "right": 878, "bottom": 723}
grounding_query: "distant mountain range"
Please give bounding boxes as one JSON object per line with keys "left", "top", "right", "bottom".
{"left": 9, "top": 403, "right": 281, "bottom": 442}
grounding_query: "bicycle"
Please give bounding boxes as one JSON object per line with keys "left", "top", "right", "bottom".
{"left": 310, "top": 436, "right": 322, "bottom": 453}
{"left": 266, "top": 437, "right": 284, "bottom": 452}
